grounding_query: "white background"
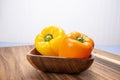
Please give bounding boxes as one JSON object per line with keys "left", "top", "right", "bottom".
{"left": 0, "top": 0, "right": 120, "bottom": 45}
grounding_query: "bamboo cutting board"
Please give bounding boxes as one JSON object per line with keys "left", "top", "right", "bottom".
{"left": 0, "top": 45, "right": 120, "bottom": 80}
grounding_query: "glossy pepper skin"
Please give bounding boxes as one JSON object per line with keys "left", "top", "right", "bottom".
{"left": 59, "top": 32, "right": 94, "bottom": 58}
{"left": 35, "top": 26, "right": 65, "bottom": 56}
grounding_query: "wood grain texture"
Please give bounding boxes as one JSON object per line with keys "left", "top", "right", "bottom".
{"left": 0, "top": 45, "right": 120, "bottom": 80}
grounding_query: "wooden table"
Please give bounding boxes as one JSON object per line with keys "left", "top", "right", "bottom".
{"left": 0, "top": 45, "right": 120, "bottom": 80}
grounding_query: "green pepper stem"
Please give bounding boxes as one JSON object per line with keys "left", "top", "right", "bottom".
{"left": 76, "top": 36, "right": 84, "bottom": 43}
{"left": 44, "top": 34, "right": 53, "bottom": 42}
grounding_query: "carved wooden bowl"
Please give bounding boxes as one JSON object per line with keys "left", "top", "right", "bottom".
{"left": 26, "top": 48, "right": 94, "bottom": 73}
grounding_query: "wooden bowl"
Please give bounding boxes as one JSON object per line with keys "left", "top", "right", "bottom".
{"left": 26, "top": 48, "right": 94, "bottom": 73}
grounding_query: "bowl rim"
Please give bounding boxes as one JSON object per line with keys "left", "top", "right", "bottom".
{"left": 27, "top": 48, "right": 94, "bottom": 60}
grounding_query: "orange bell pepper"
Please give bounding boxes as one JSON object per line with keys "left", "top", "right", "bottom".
{"left": 59, "top": 32, "right": 94, "bottom": 58}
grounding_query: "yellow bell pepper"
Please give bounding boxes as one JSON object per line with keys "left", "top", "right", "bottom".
{"left": 35, "top": 26, "right": 65, "bottom": 56}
